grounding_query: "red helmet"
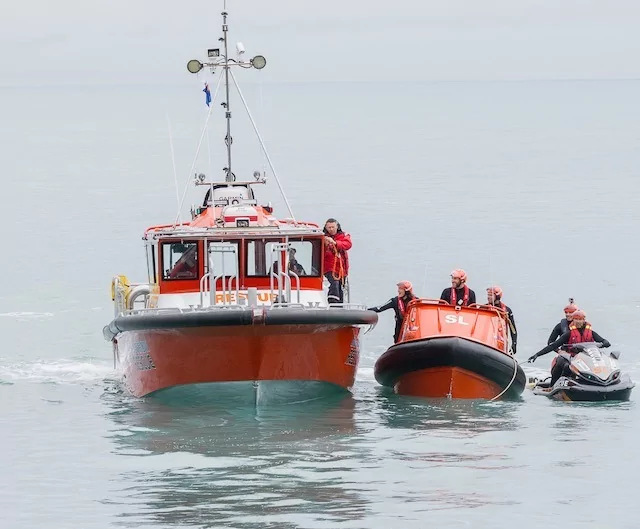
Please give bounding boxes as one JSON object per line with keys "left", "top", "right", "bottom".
{"left": 564, "top": 303, "right": 578, "bottom": 315}
{"left": 571, "top": 310, "right": 586, "bottom": 322}
{"left": 397, "top": 280, "right": 412, "bottom": 291}
{"left": 486, "top": 286, "right": 503, "bottom": 298}
{"left": 451, "top": 269, "right": 467, "bottom": 282}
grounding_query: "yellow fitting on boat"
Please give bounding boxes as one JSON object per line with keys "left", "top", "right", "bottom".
{"left": 110, "top": 275, "right": 131, "bottom": 301}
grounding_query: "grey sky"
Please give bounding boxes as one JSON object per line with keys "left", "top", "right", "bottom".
{"left": 2, "top": 0, "right": 639, "bottom": 85}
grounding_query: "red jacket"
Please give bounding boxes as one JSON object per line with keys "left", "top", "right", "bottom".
{"left": 323, "top": 232, "right": 352, "bottom": 277}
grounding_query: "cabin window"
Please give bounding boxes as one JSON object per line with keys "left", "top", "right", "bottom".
{"left": 206, "top": 241, "right": 240, "bottom": 280}
{"left": 245, "top": 240, "right": 281, "bottom": 277}
{"left": 246, "top": 238, "right": 321, "bottom": 277}
{"left": 288, "top": 239, "right": 322, "bottom": 277}
{"left": 162, "top": 241, "right": 199, "bottom": 281}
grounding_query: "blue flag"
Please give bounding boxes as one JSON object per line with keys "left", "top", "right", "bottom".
{"left": 203, "top": 82, "right": 211, "bottom": 106}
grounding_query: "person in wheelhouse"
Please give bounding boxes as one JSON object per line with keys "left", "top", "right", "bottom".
{"left": 527, "top": 310, "right": 611, "bottom": 386}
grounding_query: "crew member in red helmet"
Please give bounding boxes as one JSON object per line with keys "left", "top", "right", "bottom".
{"left": 486, "top": 286, "right": 518, "bottom": 354}
{"left": 547, "top": 299, "right": 579, "bottom": 345}
{"left": 368, "top": 281, "right": 417, "bottom": 343}
{"left": 440, "top": 269, "right": 476, "bottom": 307}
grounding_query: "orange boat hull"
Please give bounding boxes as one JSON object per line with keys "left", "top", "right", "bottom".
{"left": 394, "top": 366, "right": 503, "bottom": 399}
{"left": 114, "top": 324, "right": 361, "bottom": 397}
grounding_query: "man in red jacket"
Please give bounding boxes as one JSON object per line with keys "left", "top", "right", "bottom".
{"left": 323, "top": 218, "right": 352, "bottom": 304}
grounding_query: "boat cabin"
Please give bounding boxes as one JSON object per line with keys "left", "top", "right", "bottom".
{"left": 142, "top": 180, "right": 328, "bottom": 306}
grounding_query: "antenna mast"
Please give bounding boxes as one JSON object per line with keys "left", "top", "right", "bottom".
{"left": 184, "top": 8, "right": 296, "bottom": 220}
{"left": 221, "top": 10, "right": 233, "bottom": 182}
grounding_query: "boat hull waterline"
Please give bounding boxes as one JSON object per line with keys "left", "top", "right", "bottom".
{"left": 108, "top": 308, "right": 375, "bottom": 397}
{"left": 531, "top": 376, "right": 635, "bottom": 402}
{"left": 375, "top": 336, "right": 526, "bottom": 400}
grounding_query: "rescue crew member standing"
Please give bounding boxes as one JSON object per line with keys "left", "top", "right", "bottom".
{"left": 547, "top": 299, "right": 578, "bottom": 345}
{"left": 368, "top": 281, "right": 417, "bottom": 343}
{"left": 528, "top": 310, "right": 611, "bottom": 386}
{"left": 440, "top": 269, "right": 476, "bottom": 307}
{"left": 486, "top": 286, "right": 517, "bottom": 354}
{"left": 323, "top": 218, "right": 352, "bottom": 304}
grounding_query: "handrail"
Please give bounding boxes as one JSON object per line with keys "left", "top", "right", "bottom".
{"left": 277, "top": 219, "right": 320, "bottom": 229}
{"left": 121, "top": 302, "right": 370, "bottom": 317}
{"left": 208, "top": 242, "right": 240, "bottom": 306}
{"left": 199, "top": 272, "right": 210, "bottom": 306}
{"left": 126, "top": 285, "right": 151, "bottom": 310}
{"left": 288, "top": 270, "right": 301, "bottom": 304}
{"left": 276, "top": 270, "right": 291, "bottom": 305}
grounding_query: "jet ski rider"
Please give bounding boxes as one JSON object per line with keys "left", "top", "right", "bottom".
{"left": 528, "top": 310, "right": 611, "bottom": 386}
{"left": 547, "top": 299, "right": 579, "bottom": 345}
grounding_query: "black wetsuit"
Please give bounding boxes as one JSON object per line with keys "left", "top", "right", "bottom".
{"left": 368, "top": 294, "right": 416, "bottom": 343}
{"left": 547, "top": 318, "right": 570, "bottom": 345}
{"left": 531, "top": 327, "right": 611, "bottom": 385}
{"left": 440, "top": 287, "right": 476, "bottom": 307}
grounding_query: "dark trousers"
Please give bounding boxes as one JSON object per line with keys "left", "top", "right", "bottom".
{"left": 550, "top": 355, "right": 570, "bottom": 385}
{"left": 325, "top": 272, "right": 343, "bottom": 304}
{"left": 393, "top": 320, "right": 403, "bottom": 343}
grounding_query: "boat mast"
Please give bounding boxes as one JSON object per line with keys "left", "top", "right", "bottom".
{"left": 221, "top": 10, "right": 234, "bottom": 182}
{"left": 183, "top": 5, "right": 297, "bottom": 221}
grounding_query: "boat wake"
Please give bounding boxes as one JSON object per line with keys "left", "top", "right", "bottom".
{"left": 0, "top": 358, "right": 114, "bottom": 385}
{"left": 0, "top": 311, "right": 54, "bottom": 319}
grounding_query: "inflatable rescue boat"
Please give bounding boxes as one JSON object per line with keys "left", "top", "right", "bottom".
{"left": 374, "top": 299, "right": 526, "bottom": 400}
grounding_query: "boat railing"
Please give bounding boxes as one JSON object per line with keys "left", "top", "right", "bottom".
{"left": 202, "top": 243, "right": 240, "bottom": 306}
{"left": 112, "top": 276, "right": 153, "bottom": 317}
{"left": 199, "top": 273, "right": 210, "bottom": 306}
{"left": 269, "top": 243, "right": 301, "bottom": 304}
{"left": 126, "top": 284, "right": 151, "bottom": 311}
{"left": 288, "top": 269, "right": 301, "bottom": 304}
{"left": 124, "top": 305, "right": 248, "bottom": 317}
{"left": 318, "top": 302, "right": 368, "bottom": 311}
{"left": 121, "top": 301, "right": 370, "bottom": 317}
{"left": 269, "top": 302, "right": 306, "bottom": 309}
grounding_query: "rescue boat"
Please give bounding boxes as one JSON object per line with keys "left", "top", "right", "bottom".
{"left": 103, "top": 10, "right": 377, "bottom": 399}
{"left": 374, "top": 299, "right": 526, "bottom": 400}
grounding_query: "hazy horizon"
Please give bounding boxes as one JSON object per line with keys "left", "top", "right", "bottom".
{"left": 2, "top": 0, "right": 639, "bottom": 86}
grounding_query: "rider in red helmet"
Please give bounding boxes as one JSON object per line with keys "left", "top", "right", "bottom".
{"left": 368, "top": 281, "right": 417, "bottom": 343}
{"left": 528, "top": 309, "right": 611, "bottom": 386}
{"left": 547, "top": 298, "right": 579, "bottom": 344}
{"left": 440, "top": 269, "right": 476, "bottom": 307}
{"left": 486, "top": 286, "right": 518, "bottom": 354}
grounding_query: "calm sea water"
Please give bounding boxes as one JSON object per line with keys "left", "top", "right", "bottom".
{"left": 1, "top": 79, "right": 639, "bottom": 528}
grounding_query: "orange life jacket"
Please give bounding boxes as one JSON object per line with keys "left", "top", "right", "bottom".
{"left": 568, "top": 323, "right": 593, "bottom": 344}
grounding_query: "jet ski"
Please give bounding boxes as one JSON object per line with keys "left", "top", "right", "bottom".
{"left": 530, "top": 342, "right": 635, "bottom": 402}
